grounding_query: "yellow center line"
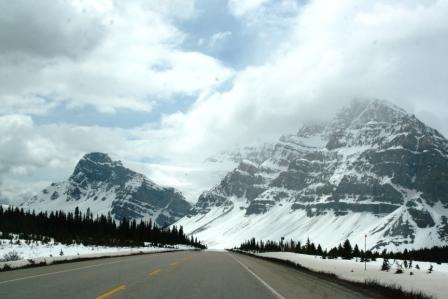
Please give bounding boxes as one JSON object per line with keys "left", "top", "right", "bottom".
{"left": 96, "top": 284, "right": 126, "bottom": 299}
{"left": 170, "top": 261, "right": 179, "bottom": 267}
{"left": 148, "top": 269, "right": 161, "bottom": 277}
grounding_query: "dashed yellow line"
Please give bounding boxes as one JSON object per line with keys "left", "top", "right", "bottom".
{"left": 96, "top": 284, "right": 126, "bottom": 299}
{"left": 170, "top": 256, "right": 193, "bottom": 266}
{"left": 148, "top": 269, "right": 161, "bottom": 277}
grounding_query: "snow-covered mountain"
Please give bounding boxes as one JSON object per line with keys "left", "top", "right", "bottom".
{"left": 21, "top": 152, "right": 191, "bottom": 226}
{"left": 176, "top": 99, "right": 448, "bottom": 250}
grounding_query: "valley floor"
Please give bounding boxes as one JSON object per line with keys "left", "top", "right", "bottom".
{"left": 255, "top": 251, "right": 448, "bottom": 299}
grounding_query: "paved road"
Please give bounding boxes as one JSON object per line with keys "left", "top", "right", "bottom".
{"left": 0, "top": 251, "right": 376, "bottom": 299}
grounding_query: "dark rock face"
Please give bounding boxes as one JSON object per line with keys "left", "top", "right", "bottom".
{"left": 246, "top": 199, "right": 275, "bottom": 215}
{"left": 407, "top": 208, "right": 435, "bottom": 228}
{"left": 291, "top": 202, "right": 400, "bottom": 216}
{"left": 71, "top": 152, "right": 128, "bottom": 186}
{"left": 22, "top": 152, "right": 192, "bottom": 226}
{"left": 188, "top": 99, "right": 448, "bottom": 249}
{"left": 438, "top": 216, "right": 448, "bottom": 241}
{"left": 192, "top": 161, "right": 267, "bottom": 214}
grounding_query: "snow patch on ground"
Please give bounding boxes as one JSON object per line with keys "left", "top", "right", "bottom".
{"left": 256, "top": 251, "right": 448, "bottom": 299}
{"left": 0, "top": 237, "right": 196, "bottom": 271}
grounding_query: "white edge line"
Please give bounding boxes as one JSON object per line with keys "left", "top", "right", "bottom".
{"left": 228, "top": 253, "right": 287, "bottom": 299}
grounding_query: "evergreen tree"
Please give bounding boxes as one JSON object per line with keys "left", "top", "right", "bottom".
{"left": 381, "top": 258, "right": 391, "bottom": 271}
{"left": 337, "top": 243, "right": 343, "bottom": 257}
{"left": 233, "top": 234, "right": 448, "bottom": 264}
{"left": 353, "top": 244, "right": 360, "bottom": 257}
{"left": 342, "top": 239, "right": 353, "bottom": 259}
{"left": 305, "top": 238, "right": 311, "bottom": 254}
{"left": 0, "top": 206, "right": 206, "bottom": 249}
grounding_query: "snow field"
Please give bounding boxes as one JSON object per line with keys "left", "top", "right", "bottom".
{"left": 256, "top": 252, "right": 448, "bottom": 299}
{"left": 0, "top": 237, "right": 196, "bottom": 271}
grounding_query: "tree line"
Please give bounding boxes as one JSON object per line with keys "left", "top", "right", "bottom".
{"left": 237, "top": 237, "right": 448, "bottom": 264}
{"left": 0, "top": 206, "right": 206, "bottom": 249}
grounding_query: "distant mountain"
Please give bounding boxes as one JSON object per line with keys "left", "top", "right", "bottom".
{"left": 21, "top": 152, "right": 191, "bottom": 226}
{"left": 176, "top": 99, "right": 448, "bottom": 250}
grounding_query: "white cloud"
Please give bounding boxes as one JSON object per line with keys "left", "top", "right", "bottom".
{"left": 157, "top": 0, "right": 448, "bottom": 159}
{"left": 228, "top": 0, "right": 303, "bottom": 27}
{"left": 228, "top": 0, "right": 270, "bottom": 16}
{"left": 208, "top": 31, "right": 232, "bottom": 50}
{"left": 0, "top": 0, "right": 233, "bottom": 114}
{"left": 128, "top": 0, "right": 198, "bottom": 20}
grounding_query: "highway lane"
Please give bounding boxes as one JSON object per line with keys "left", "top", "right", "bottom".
{"left": 0, "top": 251, "right": 378, "bottom": 299}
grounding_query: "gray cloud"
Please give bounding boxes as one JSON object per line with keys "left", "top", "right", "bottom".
{"left": 0, "top": 0, "right": 106, "bottom": 59}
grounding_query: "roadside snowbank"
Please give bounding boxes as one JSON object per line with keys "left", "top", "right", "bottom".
{"left": 255, "top": 252, "right": 447, "bottom": 299}
{"left": 0, "top": 238, "right": 196, "bottom": 271}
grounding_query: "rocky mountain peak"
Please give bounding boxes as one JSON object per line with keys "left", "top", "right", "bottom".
{"left": 22, "top": 153, "right": 192, "bottom": 226}
{"left": 323, "top": 99, "right": 434, "bottom": 151}
{"left": 71, "top": 152, "right": 130, "bottom": 186}
{"left": 177, "top": 99, "right": 448, "bottom": 250}
{"left": 73, "top": 152, "right": 123, "bottom": 173}
{"left": 82, "top": 152, "right": 121, "bottom": 165}
{"left": 332, "top": 99, "right": 408, "bottom": 129}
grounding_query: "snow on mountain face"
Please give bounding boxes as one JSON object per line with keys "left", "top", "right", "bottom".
{"left": 176, "top": 100, "right": 448, "bottom": 250}
{"left": 21, "top": 153, "right": 192, "bottom": 226}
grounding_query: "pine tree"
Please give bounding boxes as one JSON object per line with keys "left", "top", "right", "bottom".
{"left": 381, "top": 258, "right": 390, "bottom": 271}
{"left": 342, "top": 239, "right": 353, "bottom": 259}
{"left": 306, "top": 238, "right": 311, "bottom": 254}
{"left": 0, "top": 206, "right": 206, "bottom": 249}
{"left": 337, "top": 244, "right": 343, "bottom": 258}
{"left": 353, "top": 244, "right": 360, "bottom": 257}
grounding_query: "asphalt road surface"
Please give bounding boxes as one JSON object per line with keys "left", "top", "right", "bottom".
{"left": 0, "top": 251, "right": 377, "bottom": 299}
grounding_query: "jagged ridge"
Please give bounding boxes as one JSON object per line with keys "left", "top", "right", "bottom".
{"left": 21, "top": 152, "right": 192, "bottom": 226}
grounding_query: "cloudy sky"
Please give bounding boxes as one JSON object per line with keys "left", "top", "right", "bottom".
{"left": 1, "top": 0, "right": 448, "bottom": 203}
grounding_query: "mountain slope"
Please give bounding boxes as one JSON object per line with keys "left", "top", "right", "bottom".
{"left": 176, "top": 99, "right": 448, "bottom": 250}
{"left": 21, "top": 152, "right": 191, "bottom": 226}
